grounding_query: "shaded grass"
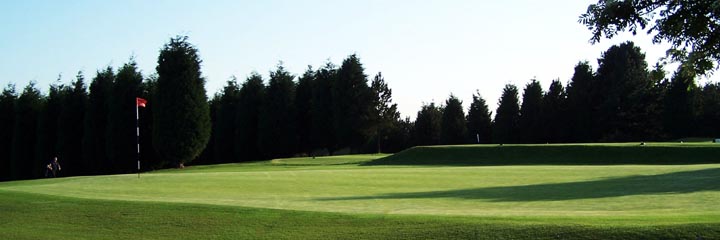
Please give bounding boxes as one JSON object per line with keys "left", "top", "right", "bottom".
{"left": 1, "top": 190, "right": 719, "bottom": 240}
{"left": 367, "top": 143, "right": 720, "bottom": 166}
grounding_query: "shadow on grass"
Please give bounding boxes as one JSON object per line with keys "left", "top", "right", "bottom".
{"left": 318, "top": 168, "right": 720, "bottom": 202}
{"left": 364, "top": 145, "right": 720, "bottom": 166}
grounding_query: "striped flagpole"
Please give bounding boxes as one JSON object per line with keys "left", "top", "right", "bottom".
{"left": 136, "top": 102, "right": 140, "bottom": 179}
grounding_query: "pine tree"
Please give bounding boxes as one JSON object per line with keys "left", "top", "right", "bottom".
{"left": 34, "top": 82, "right": 63, "bottom": 178}
{"left": 139, "top": 76, "right": 163, "bottom": 169}
{"left": 466, "top": 91, "right": 492, "bottom": 144}
{"left": 153, "top": 36, "right": 211, "bottom": 168}
{"left": 518, "top": 79, "right": 544, "bottom": 143}
{"left": 566, "top": 61, "right": 596, "bottom": 142}
{"left": 542, "top": 80, "right": 568, "bottom": 143}
{"left": 82, "top": 67, "right": 113, "bottom": 175}
{"left": 57, "top": 72, "right": 87, "bottom": 176}
{"left": 235, "top": 73, "right": 264, "bottom": 161}
{"left": 493, "top": 84, "right": 520, "bottom": 144}
{"left": 414, "top": 102, "right": 442, "bottom": 146}
{"left": 310, "top": 62, "right": 336, "bottom": 152}
{"left": 295, "top": 66, "right": 315, "bottom": 155}
{"left": 440, "top": 94, "right": 467, "bottom": 145}
{"left": 258, "top": 63, "right": 296, "bottom": 158}
{"left": 213, "top": 78, "right": 241, "bottom": 163}
{"left": 595, "top": 42, "right": 661, "bottom": 141}
{"left": 0, "top": 85, "right": 17, "bottom": 181}
{"left": 370, "top": 72, "right": 400, "bottom": 153}
{"left": 11, "top": 82, "right": 42, "bottom": 179}
{"left": 107, "top": 60, "right": 143, "bottom": 173}
{"left": 333, "top": 54, "right": 373, "bottom": 151}
{"left": 663, "top": 67, "right": 698, "bottom": 139}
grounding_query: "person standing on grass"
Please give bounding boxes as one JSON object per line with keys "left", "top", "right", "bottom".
{"left": 45, "top": 156, "right": 61, "bottom": 178}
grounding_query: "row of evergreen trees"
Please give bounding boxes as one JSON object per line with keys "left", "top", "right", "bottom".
{"left": 0, "top": 62, "right": 159, "bottom": 181}
{"left": 2, "top": 40, "right": 719, "bottom": 181}
{"left": 199, "top": 55, "right": 404, "bottom": 165}
{"left": 412, "top": 41, "right": 720, "bottom": 145}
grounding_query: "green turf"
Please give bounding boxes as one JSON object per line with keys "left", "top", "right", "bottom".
{"left": 1, "top": 144, "right": 719, "bottom": 239}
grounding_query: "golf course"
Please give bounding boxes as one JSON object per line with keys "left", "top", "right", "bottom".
{"left": 2, "top": 143, "right": 720, "bottom": 239}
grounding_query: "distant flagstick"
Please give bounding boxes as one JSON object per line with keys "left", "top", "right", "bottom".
{"left": 136, "top": 97, "right": 147, "bottom": 179}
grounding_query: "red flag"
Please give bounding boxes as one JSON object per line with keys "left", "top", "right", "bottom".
{"left": 136, "top": 97, "right": 147, "bottom": 108}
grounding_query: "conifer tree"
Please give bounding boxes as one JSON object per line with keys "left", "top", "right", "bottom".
{"left": 440, "top": 94, "right": 467, "bottom": 144}
{"left": 82, "top": 67, "right": 113, "bottom": 174}
{"left": 235, "top": 73, "right": 264, "bottom": 161}
{"left": 57, "top": 72, "right": 87, "bottom": 175}
{"left": 518, "top": 79, "right": 544, "bottom": 143}
{"left": 107, "top": 61, "right": 143, "bottom": 173}
{"left": 295, "top": 66, "right": 315, "bottom": 154}
{"left": 466, "top": 91, "right": 492, "bottom": 144}
{"left": 258, "top": 63, "right": 296, "bottom": 158}
{"left": 154, "top": 36, "right": 211, "bottom": 168}
{"left": 11, "top": 82, "right": 42, "bottom": 179}
{"left": 0, "top": 85, "right": 17, "bottom": 180}
{"left": 493, "top": 84, "right": 520, "bottom": 144}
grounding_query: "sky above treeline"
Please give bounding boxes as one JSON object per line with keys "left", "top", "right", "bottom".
{"left": 1, "top": 0, "right": 718, "bottom": 119}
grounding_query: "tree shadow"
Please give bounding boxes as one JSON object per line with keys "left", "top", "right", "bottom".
{"left": 318, "top": 168, "right": 720, "bottom": 202}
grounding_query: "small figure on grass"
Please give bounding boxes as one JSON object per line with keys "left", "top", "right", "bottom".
{"left": 45, "top": 156, "right": 62, "bottom": 178}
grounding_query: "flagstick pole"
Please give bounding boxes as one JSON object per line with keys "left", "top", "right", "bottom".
{"left": 136, "top": 103, "right": 140, "bottom": 179}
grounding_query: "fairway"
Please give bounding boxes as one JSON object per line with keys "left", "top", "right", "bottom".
{"left": 2, "top": 144, "right": 720, "bottom": 239}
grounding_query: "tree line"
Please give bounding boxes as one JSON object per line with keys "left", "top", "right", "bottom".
{"left": 2, "top": 38, "right": 719, "bottom": 181}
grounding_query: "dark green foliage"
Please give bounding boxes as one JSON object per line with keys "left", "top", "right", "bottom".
{"left": 57, "top": 72, "right": 87, "bottom": 176}
{"left": 698, "top": 83, "right": 720, "bottom": 137}
{"left": 493, "top": 84, "right": 520, "bottom": 144}
{"left": 370, "top": 72, "right": 400, "bottom": 153}
{"left": 235, "top": 73, "right": 264, "bottom": 161}
{"left": 518, "top": 79, "right": 544, "bottom": 143}
{"left": 580, "top": 0, "right": 720, "bottom": 75}
{"left": 139, "top": 76, "right": 163, "bottom": 170}
{"left": 295, "top": 67, "right": 315, "bottom": 154}
{"left": 10, "top": 83, "right": 42, "bottom": 179}
{"left": 153, "top": 36, "right": 211, "bottom": 167}
{"left": 197, "top": 94, "right": 220, "bottom": 166}
{"left": 663, "top": 67, "right": 699, "bottom": 139}
{"left": 440, "top": 95, "right": 467, "bottom": 145}
{"left": 414, "top": 103, "right": 442, "bottom": 146}
{"left": 258, "top": 64, "right": 296, "bottom": 158}
{"left": 0, "top": 85, "right": 16, "bottom": 181}
{"left": 383, "top": 117, "right": 414, "bottom": 153}
{"left": 107, "top": 61, "right": 143, "bottom": 173}
{"left": 542, "top": 80, "right": 568, "bottom": 143}
{"left": 333, "top": 54, "right": 374, "bottom": 151}
{"left": 370, "top": 144, "right": 720, "bottom": 166}
{"left": 34, "top": 83, "right": 63, "bottom": 178}
{"left": 212, "top": 78, "right": 241, "bottom": 163}
{"left": 566, "top": 61, "right": 597, "bottom": 142}
{"left": 466, "top": 91, "right": 492, "bottom": 144}
{"left": 595, "top": 42, "right": 662, "bottom": 141}
{"left": 82, "top": 67, "right": 113, "bottom": 175}
{"left": 310, "top": 62, "right": 337, "bottom": 152}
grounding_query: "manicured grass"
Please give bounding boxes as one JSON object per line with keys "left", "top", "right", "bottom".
{"left": 1, "top": 190, "right": 719, "bottom": 240}
{"left": 1, "top": 144, "right": 720, "bottom": 239}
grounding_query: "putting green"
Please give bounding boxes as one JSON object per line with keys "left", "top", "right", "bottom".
{"left": 2, "top": 154, "right": 719, "bottom": 223}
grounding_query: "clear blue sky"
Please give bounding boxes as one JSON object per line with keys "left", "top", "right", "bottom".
{"left": 1, "top": 0, "right": 717, "bottom": 118}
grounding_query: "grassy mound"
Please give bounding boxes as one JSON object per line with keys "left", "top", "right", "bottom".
{"left": 367, "top": 143, "right": 720, "bottom": 166}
